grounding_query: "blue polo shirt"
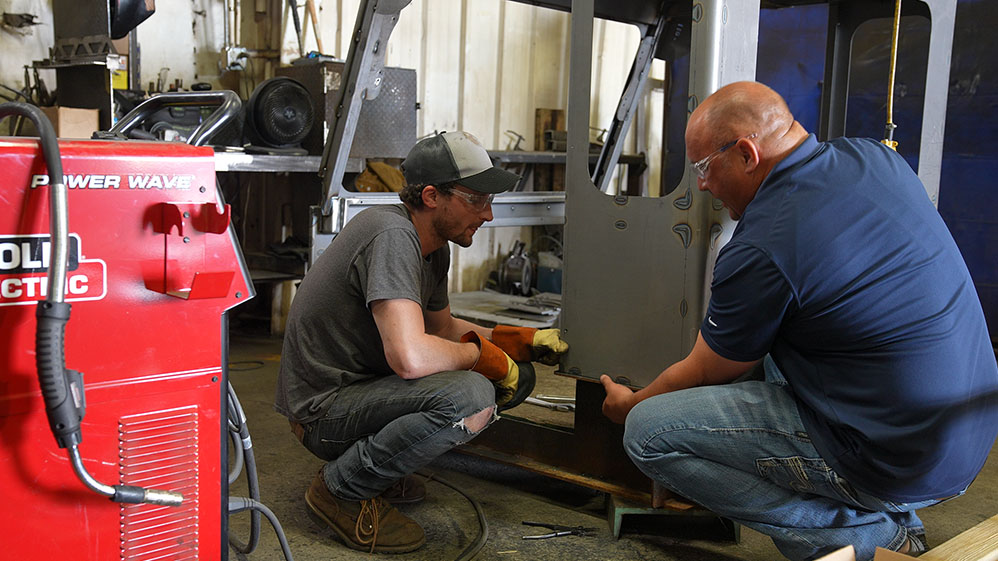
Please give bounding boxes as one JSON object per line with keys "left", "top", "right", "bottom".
{"left": 701, "top": 134, "right": 998, "bottom": 502}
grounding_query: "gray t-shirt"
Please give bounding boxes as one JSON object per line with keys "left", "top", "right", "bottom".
{"left": 275, "top": 204, "right": 450, "bottom": 423}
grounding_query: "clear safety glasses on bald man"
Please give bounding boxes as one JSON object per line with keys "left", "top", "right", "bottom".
{"left": 690, "top": 133, "right": 757, "bottom": 179}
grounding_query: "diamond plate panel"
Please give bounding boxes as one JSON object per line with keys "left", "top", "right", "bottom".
{"left": 277, "top": 62, "right": 418, "bottom": 158}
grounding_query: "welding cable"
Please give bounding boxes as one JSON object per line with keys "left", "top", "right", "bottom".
{"left": 229, "top": 497, "right": 295, "bottom": 561}
{"left": 417, "top": 471, "right": 489, "bottom": 561}
{"left": 228, "top": 418, "right": 245, "bottom": 485}
{"left": 1, "top": 102, "right": 183, "bottom": 507}
{"left": 227, "top": 382, "right": 264, "bottom": 554}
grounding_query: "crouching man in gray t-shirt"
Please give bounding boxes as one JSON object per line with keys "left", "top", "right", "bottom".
{"left": 275, "top": 131, "right": 567, "bottom": 553}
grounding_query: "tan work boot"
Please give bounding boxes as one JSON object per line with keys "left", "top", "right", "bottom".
{"left": 305, "top": 470, "right": 426, "bottom": 553}
{"left": 381, "top": 475, "right": 426, "bottom": 504}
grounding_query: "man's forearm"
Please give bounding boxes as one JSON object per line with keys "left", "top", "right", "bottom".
{"left": 631, "top": 360, "right": 705, "bottom": 404}
{"left": 433, "top": 315, "right": 492, "bottom": 343}
{"left": 388, "top": 332, "right": 481, "bottom": 379}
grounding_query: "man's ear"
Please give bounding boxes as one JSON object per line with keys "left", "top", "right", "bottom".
{"left": 421, "top": 185, "right": 441, "bottom": 208}
{"left": 738, "top": 137, "right": 761, "bottom": 174}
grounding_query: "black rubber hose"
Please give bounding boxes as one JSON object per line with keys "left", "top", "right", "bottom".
{"left": 0, "top": 102, "right": 62, "bottom": 178}
{"left": 227, "top": 383, "right": 262, "bottom": 554}
{"left": 228, "top": 497, "right": 296, "bottom": 561}
{"left": 0, "top": 102, "right": 80, "bottom": 449}
{"left": 417, "top": 471, "right": 489, "bottom": 561}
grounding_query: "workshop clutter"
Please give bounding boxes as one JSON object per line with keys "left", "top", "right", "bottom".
{"left": 354, "top": 161, "right": 405, "bottom": 192}
{"left": 490, "top": 237, "right": 563, "bottom": 296}
{"left": 15, "top": 106, "right": 99, "bottom": 139}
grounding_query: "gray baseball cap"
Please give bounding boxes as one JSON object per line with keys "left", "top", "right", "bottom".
{"left": 401, "top": 131, "right": 520, "bottom": 194}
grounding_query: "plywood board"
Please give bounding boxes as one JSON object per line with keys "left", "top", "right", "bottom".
{"left": 461, "top": 0, "right": 502, "bottom": 143}
{"left": 419, "top": 0, "right": 461, "bottom": 133}
{"left": 920, "top": 514, "right": 998, "bottom": 561}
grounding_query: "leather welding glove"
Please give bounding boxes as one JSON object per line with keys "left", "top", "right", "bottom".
{"left": 491, "top": 325, "right": 568, "bottom": 366}
{"left": 461, "top": 331, "right": 520, "bottom": 406}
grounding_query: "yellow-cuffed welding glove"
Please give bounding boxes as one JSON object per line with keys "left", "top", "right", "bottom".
{"left": 461, "top": 331, "right": 520, "bottom": 406}
{"left": 491, "top": 325, "right": 568, "bottom": 366}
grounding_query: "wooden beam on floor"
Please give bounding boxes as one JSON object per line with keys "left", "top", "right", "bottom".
{"left": 920, "top": 514, "right": 998, "bottom": 561}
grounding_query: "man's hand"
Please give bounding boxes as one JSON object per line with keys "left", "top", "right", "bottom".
{"left": 492, "top": 360, "right": 520, "bottom": 406}
{"left": 600, "top": 374, "right": 637, "bottom": 424}
{"left": 461, "top": 331, "right": 520, "bottom": 406}
{"left": 492, "top": 325, "right": 569, "bottom": 366}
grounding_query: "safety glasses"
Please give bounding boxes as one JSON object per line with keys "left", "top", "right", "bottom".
{"left": 690, "top": 133, "right": 757, "bottom": 179}
{"left": 449, "top": 189, "right": 494, "bottom": 211}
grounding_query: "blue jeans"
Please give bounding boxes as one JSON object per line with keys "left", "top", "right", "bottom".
{"left": 299, "top": 370, "right": 496, "bottom": 501}
{"left": 622, "top": 357, "right": 943, "bottom": 561}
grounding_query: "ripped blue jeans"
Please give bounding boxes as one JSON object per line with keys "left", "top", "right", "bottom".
{"left": 622, "top": 357, "right": 944, "bottom": 561}
{"left": 299, "top": 370, "right": 496, "bottom": 501}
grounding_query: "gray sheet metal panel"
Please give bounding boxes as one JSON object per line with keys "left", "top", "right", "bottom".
{"left": 916, "top": 0, "right": 956, "bottom": 206}
{"left": 560, "top": 0, "right": 758, "bottom": 387}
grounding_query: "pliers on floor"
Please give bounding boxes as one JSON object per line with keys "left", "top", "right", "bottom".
{"left": 521, "top": 521, "right": 597, "bottom": 539}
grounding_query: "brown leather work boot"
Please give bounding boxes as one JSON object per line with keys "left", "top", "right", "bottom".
{"left": 305, "top": 470, "right": 426, "bottom": 553}
{"left": 380, "top": 475, "right": 426, "bottom": 504}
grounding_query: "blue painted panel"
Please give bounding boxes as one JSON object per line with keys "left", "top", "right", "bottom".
{"left": 939, "top": 157, "right": 998, "bottom": 224}
{"left": 758, "top": 5, "right": 827, "bottom": 133}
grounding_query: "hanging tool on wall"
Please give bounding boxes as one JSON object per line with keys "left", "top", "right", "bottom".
{"left": 305, "top": 0, "right": 324, "bottom": 54}
{"left": 288, "top": 0, "right": 305, "bottom": 58}
{"left": 881, "top": 0, "right": 902, "bottom": 151}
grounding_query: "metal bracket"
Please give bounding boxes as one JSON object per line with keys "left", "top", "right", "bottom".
{"left": 318, "top": 0, "right": 411, "bottom": 213}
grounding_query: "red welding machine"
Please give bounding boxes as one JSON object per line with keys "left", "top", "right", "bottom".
{"left": 0, "top": 130, "right": 252, "bottom": 559}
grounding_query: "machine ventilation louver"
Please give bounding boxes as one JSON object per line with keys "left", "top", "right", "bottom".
{"left": 119, "top": 408, "right": 201, "bottom": 560}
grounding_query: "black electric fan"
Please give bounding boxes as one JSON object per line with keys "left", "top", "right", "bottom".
{"left": 243, "top": 77, "right": 315, "bottom": 154}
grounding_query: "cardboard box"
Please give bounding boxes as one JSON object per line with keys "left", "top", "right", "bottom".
{"left": 17, "top": 106, "right": 99, "bottom": 139}
{"left": 817, "top": 545, "right": 915, "bottom": 561}
{"left": 43, "top": 106, "right": 99, "bottom": 139}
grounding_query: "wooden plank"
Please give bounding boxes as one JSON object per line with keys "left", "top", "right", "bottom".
{"left": 530, "top": 8, "right": 569, "bottom": 112}
{"left": 920, "top": 514, "right": 998, "bottom": 561}
{"left": 461, "top": 0, "right": 502, "bottom": 143}
{"left": 534, "top": 108, "right": 565, "bottom": 191}
{"left": 338, "top": 0, "right": 362, "bottom": 59}
{"left": 457, "top": 443, "right": 651, "bottom": 503}
{"left": 644, "top": 59, "right": 667, "bottom": 197}
{"left": 419, "top": 0, "right": 461, "bottom": 134}
{"left": 497, "top": 2, "right": 534, "bottom": 150}
{"left": 386, "top": 0, "right": 422, "bottom": 70}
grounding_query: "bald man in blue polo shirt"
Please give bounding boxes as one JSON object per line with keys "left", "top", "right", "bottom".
{"left": 601, "top": 81, "right": 998, "bottom": 561}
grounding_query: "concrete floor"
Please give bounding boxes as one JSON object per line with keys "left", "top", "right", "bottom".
{"left": 225, "top": 333, "right": 998, "bottom": 561}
